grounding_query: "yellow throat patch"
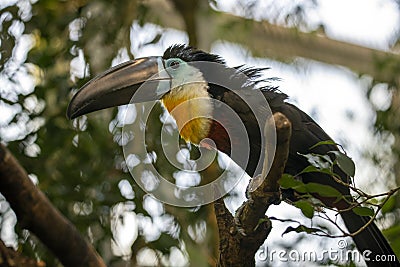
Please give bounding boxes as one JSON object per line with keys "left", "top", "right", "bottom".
{"left": 161, "top": 82, "right": 213, "bottom": 144}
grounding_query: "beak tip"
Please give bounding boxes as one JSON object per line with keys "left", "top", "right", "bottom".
{"left": 66, "top": 104, "right": 73, "bottom": 119}
{"left": 66, "top": 106, "right": 74, "bottom": 120}
{"left": 66, "top": 110, "right": 76, "bottom": 120}
{"left": 66, "top": 96, "right": 84, "bottom": 120}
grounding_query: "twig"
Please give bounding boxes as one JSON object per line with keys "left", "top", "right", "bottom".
{"left": 347, "top": 190, "right": 393, "bottom": 237}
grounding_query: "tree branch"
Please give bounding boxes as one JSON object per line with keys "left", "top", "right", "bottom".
{"left": 0, "top": 144, "right": 106, "bottom": 267}
{"left": 215, "top": 112, "right": 292, "bottom": 267}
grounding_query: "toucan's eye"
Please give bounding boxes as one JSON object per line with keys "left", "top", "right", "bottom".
{"left": 169, "top": 60, "right": 180, "bottom": 70}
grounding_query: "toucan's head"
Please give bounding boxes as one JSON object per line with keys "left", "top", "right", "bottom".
{"left": 67, "top": 45, "right": 279, "bottom": 176}
{"left": 67, "top": 45, "right": 227, "bottom": 144}
{"left": 67, "top": 45, "right": 223, "bottom": 119}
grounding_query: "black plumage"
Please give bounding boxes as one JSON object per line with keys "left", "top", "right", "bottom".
{"left": 163, "top": 44, "right": 399, "bottom": 266}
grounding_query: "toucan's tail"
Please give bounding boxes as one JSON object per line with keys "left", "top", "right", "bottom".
{"left": 341, "top": 210, "right": 399, "bottom": 266}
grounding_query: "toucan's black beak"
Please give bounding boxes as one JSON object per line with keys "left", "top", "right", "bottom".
{"left": 67, "top": 56, "right": 170, "bottom": 119}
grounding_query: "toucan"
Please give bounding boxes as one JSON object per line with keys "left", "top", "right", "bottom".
{"left": 67, "top": 44, "right": 399, "bottom": 266}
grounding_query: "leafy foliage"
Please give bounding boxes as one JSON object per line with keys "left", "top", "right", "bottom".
{"left": 0, "top": 0, "right": 216, "bottom": 265}
{"left": 279, "top": 145, "right": 399, "bottom": 248}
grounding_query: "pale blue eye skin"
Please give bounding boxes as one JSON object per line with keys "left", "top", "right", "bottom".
{"left": 169, "top": 60, "right": 180, "bottom": 69}
{"left": 166, "top": 58, "right": 185, "bottom": 70}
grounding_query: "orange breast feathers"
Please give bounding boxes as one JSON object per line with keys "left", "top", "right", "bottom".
{"left": 161, "top": 82, "right": 213, "bottom": 144}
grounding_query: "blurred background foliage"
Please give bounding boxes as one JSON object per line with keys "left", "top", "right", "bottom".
{"left": 0, "top": 0, "right": 399, "bottom": 266}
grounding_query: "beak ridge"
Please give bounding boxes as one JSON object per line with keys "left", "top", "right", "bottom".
{"left": 67, "top": 56, "right": 169, "bottom": 119}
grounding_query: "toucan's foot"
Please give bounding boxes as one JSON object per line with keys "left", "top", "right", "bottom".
{"left": 246, "top": 175, "right": 282, "bottom": 205}
{"left": 266, "top": 192, "right": 281, "bottom": 205}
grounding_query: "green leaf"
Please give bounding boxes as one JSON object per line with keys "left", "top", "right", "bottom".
{"left": 279, "top": 174, "right": 303, "bottom": 189}
{"left": 329, "top": 151, "right": 356, "bottom": 177}
{"left": 294, "top": 200, "right": 315, "bottom": 219}
{"left": 292, "top": 184, "right": 308, "bottom": 193}
{"left": 298, "top": 153, "right": 332, "bottom": 169}
{"left": 299, "top": 165, "right": 333, "bottom": 176}
{"left": 281, "top": 173, "right": 341, "bottom": 198}
{"left": 299, "top": 165, "right": 319, "bottom": 174}
{"left": 382, "top": 224, "right": 400, "bottom": 252}
{"left": 353, "top": 206, "right": 375, "bottom": 217}
{"left": 309, "top": 140, "right": 337, "bottom": 150}
{"left": 382, "top": 195, "right": 396, "bottom": 214}
{"left": 304, "top": 182, "right": 342, "bottom": 197}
